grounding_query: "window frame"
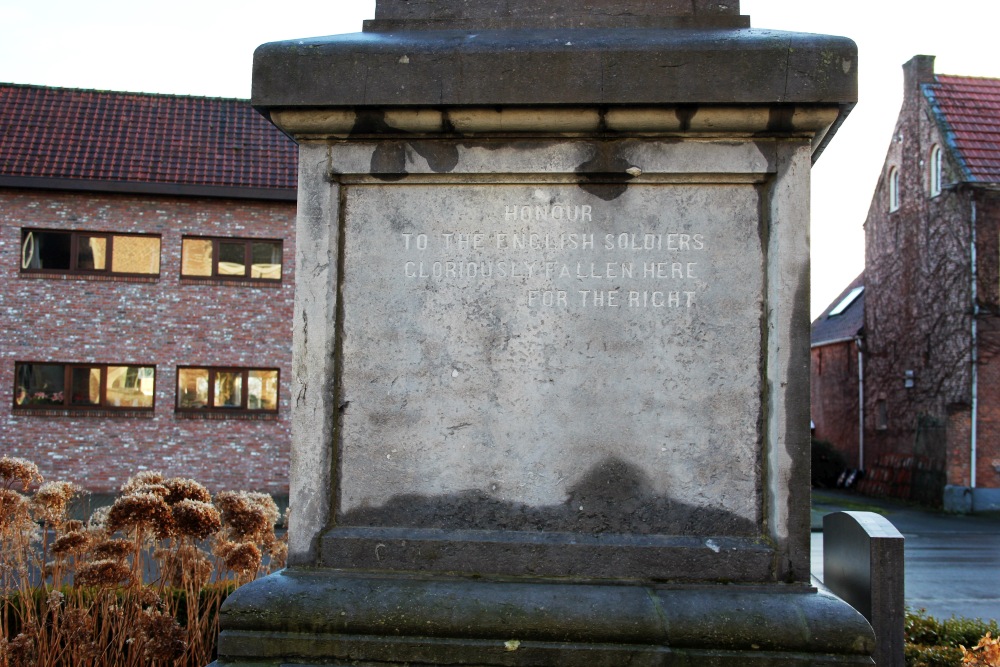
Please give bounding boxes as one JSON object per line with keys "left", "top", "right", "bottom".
{"left": 19, "top": 228, "right": 162, "bottom": 277}
{"left": 13, "top": 362, "right": 157, "bottom": 411}
{"left": 180, "top": 236, "right": 284, "bottom": 282}
{"left": 888, "top": 166, "right": 900, "bottom": 212}
{"left": 928, "top": 145, "right": 942, "bottom": 197}
{"left": 175, "top": 366, "right": 280, "bottom": 414}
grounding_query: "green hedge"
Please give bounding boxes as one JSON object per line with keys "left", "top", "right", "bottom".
{"left": 905, "top": 609, "right": 999, "bottom": 667}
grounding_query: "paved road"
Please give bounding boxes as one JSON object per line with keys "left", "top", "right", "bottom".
{"left": 811, "top": 490, "right": 1000, "bottom": 622}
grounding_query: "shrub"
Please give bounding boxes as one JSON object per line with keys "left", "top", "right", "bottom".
{"left": 905, "top": 609, "right": 1000, "bottom": 667}
{"left": 0, "top": 456, "right": 286, "bottom": 666}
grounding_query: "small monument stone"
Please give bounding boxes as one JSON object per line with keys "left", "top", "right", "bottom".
{"left": 214, "top": 2, "right": 873, "bottom": 664}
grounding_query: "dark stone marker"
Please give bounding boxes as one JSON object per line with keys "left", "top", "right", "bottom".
{"left": 212, "top": 2, "right": 874, "bottom": 664}
{"left": 824, "top": 511, "right": 906, "bottom": 667}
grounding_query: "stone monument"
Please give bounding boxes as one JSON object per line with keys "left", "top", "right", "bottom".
{"left": 214, "top": 1, "right": 873, "bottom": 664}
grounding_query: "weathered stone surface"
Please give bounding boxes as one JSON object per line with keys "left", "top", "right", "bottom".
{"left": 214, "top": 569, "right": 875, "bottom": 666}
{"left": 279, "top": 135, "right": 814, "bottom": 583}
{"left": 339, "top": 182, "right": 762, "bottom": 530}
{"left": 252, "top": 29, "right": 856, "bottom": 111}
{"left": 364, "top": 0, "right": 751, "bottom": 29}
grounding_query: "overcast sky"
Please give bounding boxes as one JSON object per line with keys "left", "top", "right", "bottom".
{"left": 1, "top": 0, "right": 996, "bottom": 318}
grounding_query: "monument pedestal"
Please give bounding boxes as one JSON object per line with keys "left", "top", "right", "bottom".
{"left": 217, "top": 570, "right": 873, "bottom": 666}
{"left": 215, "top": 2, "right": 869, "bottom": 664}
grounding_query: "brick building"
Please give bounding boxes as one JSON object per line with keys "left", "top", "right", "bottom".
{"left": 857, "top": 56, "right": 1000, "bottom": 511}
{"left": 810, "top": 273, "right": 864, "bottom": 472}
{"left": 0, "top": 84, "right": 298, "bottom": 495}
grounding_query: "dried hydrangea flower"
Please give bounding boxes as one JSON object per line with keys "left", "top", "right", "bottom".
{"left": 215, "top": 491, "right": 273, "bottom": 542}
{"left": 106, "top": 492, "right": 174, "bottom": 538}
{"left": 135, "top": 586, "right": 163, "bottom": 610}
{"left": 52, "top": 530, "right": 91, "bottom": 556}
{"left": 172, "top": 499, "right": 221, "bottom": 540}
{"left": 58, "top": 608, "right": 98, "bottom": 660}
{"left": 120, "top": 471, "right": 164, "bottom": 494}
{"left": 215, "top": 540, "right": 262, "bottom": 576}
{"left": 163, "top": 477, "right": 212, "bottom": 505}
{"left": 268, "top": 540, "right": 288, "bottom": 571}
{"left": 75, "top": 559, "right": 132, "bottom": 588}
{"left": 128, "top": 484, "right": 169, "bottom": 499}
{"left": 244, "top": 492, "right": 280, "bottom": 525}
{"left": 90, "top": 538, "right": 133, "bottom": 561}
{"left": 138, "top": 608, "right": 186, "bottom": 662}
{"left": 3, "top": 627, "right": 38, "bottom": 666}
{"left": 87, "top": 506, "right": 111, "bottom": 532}
{"left": 0, "top": 456, "right": 42, "bottom": 491}
{"left": 0, "top": 489, "right": 32, "bottom": 533}
{"left": 46, "top": 589, "right": 65, "bottom": 610}
{"left": 33, "top": 481, "right": 81, "bottom": 524}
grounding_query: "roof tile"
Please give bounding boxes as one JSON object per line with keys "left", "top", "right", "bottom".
{"left": 924, "top": 75, "right": 1000, "bottom": 183}
{"left": 0, "top": 83, "right": 296, "bottom": 191}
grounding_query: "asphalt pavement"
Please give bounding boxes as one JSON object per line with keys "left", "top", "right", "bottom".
{"left": 811, "top": 489, "right": 1000, "bottom": 622}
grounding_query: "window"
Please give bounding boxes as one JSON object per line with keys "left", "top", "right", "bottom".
{"left": 929, "top": 145, "right": 942, "bottom": 197}
{"left": 875, "top": 399, "right": 888, "bottom": 430}
{"left": 181, "top": 237, "right": 282, "bottom": 281}
{"left": 828, "top": 286, "right": 864, "bottom": 317}
{"left": 14, "top": 363, "right": 155, "bottom": 410}
{"left": 888, "top": 167, "right": 900, "bottom": 212}
{"left": 176, "top": 367, "right": 278, "bottom": 412}
{"left": 20, "top": 230, "right": 160, "bottom": 276}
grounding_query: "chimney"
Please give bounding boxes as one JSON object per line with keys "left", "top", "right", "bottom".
{"left": 903, "top": 54, "right": 936, "bottom": 96}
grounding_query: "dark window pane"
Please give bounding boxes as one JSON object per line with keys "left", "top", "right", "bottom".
{"left": 22, "top": 231, "right": 72, "bottom": 270}
{"left": 70, "top": 367, "right": 101, "bottom": 406}
{"left": 15, "top": 363, "right": 65, "bottom": 406}
{"left": 77, "top": 236, "right": 107, "bottom": 271}
{"left": 251, "top": 242, "right": 282, "bottom": 279}
{"left": 178, "top": 368, "right": 209, "bottom": 408}
{"left": 218, "top": 242, "right": 246, "bottom": 277}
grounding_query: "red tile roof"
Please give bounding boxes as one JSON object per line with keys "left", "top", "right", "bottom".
{"left": 925, "top": 75, "right": 1000, "bottom": 183}
{"left": 0, "top": 84, "right": 296, "bottom": 194}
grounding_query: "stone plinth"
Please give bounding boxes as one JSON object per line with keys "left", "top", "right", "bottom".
{"left": 213, "top": 2, "right": 870, "bottom": 665}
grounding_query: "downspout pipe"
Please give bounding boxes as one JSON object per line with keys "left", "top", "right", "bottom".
{"left": 971, "top": 197, "right": 978, "bottom": 489}
{"left": 856, "top": 335, "right": 865, "bottom": 471}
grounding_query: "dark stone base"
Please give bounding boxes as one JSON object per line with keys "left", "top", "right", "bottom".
{"left": 212, "top": 569, "right": 874, "bottom": 666}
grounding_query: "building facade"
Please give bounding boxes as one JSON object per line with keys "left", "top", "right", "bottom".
{"left": 860, "top": 56, "right": 1000, "bottom": 510}
{"left": 0, "top": 84, "right": 298, "bottom": 494}
{"left": 810, "top": 273, "right": 864, "bottom": 473}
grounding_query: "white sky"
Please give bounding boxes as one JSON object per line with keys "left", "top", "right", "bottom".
{"left": 1, "top": 0, "right": 996, "bottom": 318}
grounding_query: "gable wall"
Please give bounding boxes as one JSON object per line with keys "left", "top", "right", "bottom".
{"left": 862, "top": 66, "right": 972, "bottom": 500}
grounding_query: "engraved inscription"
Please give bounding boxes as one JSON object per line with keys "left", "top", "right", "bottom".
{"left": 400, "top": 204, "right": 708, "bottom": 308}
{"left": 340, "top": 182, "right": 764, "bottom": 519}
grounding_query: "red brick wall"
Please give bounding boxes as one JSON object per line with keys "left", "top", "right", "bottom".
{"left": 947, "top": 407, "right": 972, "bottom": 487}
{"left": 0, "top": 188, "right": 295, "bottom": 494}
{"left": 810, "top": 340, "right": 861, "bottom": 468}
{"left": 974, "top": 191, "right": 1000, "bottom": 490}
{"left": 862, "top": 59, "right": 973, "bottom": 499}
